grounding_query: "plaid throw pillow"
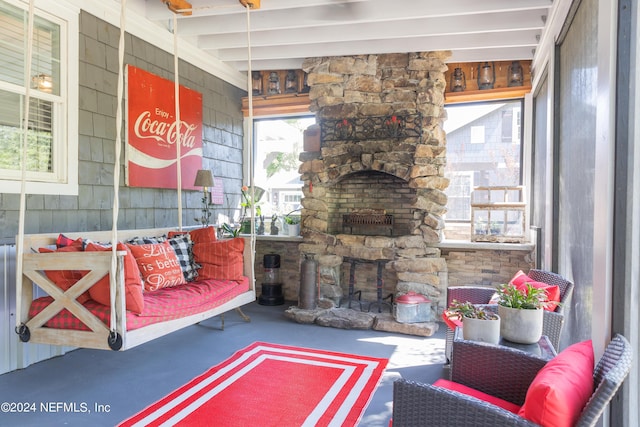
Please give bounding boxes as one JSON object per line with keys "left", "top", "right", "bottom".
{"left": 168, "top": 234, "right": 199, "bottom": 281}
{"left": 126, "top": 235, "right": 167, "bottom": 245}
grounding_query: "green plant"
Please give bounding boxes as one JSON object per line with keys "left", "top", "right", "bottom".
{"left": 284, "top": 215, "right": 300, "bottom": 225}
{"left": 284, "top": 209, "right": 301, "bottom": 225}
{"left": 240, "top": 185, "right": 263, "bottom": 217}
{"left": 221, "top": 223, "right": 240, "bottom": 237}
{"left": 496, "top": 283, "right": 549, "bottom": 310}
{"left": 446, "top": 300, "right": 499, "bottom": 320}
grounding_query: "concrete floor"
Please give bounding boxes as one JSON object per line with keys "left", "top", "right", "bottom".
{"left": 0, "top": 301, "right": 447, "bottom": 427}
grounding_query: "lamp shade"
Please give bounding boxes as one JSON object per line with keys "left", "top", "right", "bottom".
{"left": 194, "top": 169, "right": 214, "bottom": 188}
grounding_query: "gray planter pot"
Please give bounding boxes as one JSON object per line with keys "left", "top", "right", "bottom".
{"left": 462, "top": 315, "right": 501, "bottom": 344}
{"left": 498, "top": 305, "right": 544, "bottom": 344}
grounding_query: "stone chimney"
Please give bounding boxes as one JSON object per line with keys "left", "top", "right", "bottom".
{"left": 298, "top": 52, "right": 451, "bottom": 313}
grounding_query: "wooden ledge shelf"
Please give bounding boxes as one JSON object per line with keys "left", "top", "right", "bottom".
{"left": 242, "top": 93, "right": 310, "bottom": 117}
{"left": 445, "top": 86, "right": 532, "bottom": 104}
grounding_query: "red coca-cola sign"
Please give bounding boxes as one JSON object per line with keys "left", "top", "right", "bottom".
{"left": 126, "top": 65, "right": 202, "bottom": 190}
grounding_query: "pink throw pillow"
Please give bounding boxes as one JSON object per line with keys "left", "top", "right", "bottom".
{"left": 509, "top": 270, "right": 561, "bottom": 311}
{"left": 518, "top": 340, "right": 594, "bottom": 427}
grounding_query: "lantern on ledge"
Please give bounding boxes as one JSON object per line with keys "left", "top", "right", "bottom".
{"left": 267, "top": 71, "right": 280, "bottom": 95}
{"left": 285, "top": 70, "right": 298, "bottom": 93}
{"left": 450, "top": 67, "right": 466, "bottom": 92}
{"left": 251, "top": 71, "right": 262, "bottom": 95}
{"left": 508, "top": 61, "right": 524, "bottom": 87}
{"left": 477, "top": 61, "right": 495, "bottom": 90}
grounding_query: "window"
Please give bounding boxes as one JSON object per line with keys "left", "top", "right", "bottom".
{"left": 444, "top": 99, "right": 523, "bottom": 221}
{"left": 0, "top": 0, "right": 77, "bottom": 195}
{"left": 252, "top": 116, "right": 315, "bottom": 219}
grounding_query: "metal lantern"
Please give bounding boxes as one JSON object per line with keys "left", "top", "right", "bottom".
{"left": 508, "top": 60, "right": 524, "bottom": 87}
{"left": 450, "top": 67, "right": 466, "bottom": 92}
{"left": 285, "top": 70, "right": 298, "bottom": 93}
{"left": 251, "top": 71, "right": 262, "bottom": 95}
{"left": 477, "top": 61, "right": 495, "bottom": 90}
{"left": 267, "top": 71, "right": 280, "bottom": 95}
{"left": 258, "top": 254, "right": 284, "bottom": 305}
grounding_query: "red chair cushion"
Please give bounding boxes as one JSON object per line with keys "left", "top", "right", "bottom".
{"left": 518, "top": 340, "right": 594, "bottom": 427}
{"left": 434, "top": 379, "right": 522, "bottom": 414}
{"left": 441, "top": 310, "right": 463, "bottom": 330}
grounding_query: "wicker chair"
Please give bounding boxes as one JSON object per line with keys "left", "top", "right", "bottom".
{"left": 393, "top": 334, "right": 632, "bottom": 427}
{"left": 443, "top": 269, "right": 574, "bottom": 361}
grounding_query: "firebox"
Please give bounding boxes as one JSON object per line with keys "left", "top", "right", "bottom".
{"left": 326, "top": 171, "right": 414, "bottom": 236}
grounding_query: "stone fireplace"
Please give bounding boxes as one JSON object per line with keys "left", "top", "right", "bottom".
{"left": 294, "top": 51, "right": 451, "bottom": 323}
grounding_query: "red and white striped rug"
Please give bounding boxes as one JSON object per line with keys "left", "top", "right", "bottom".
{"left": 119, "top": 342, "right": 388, "bottom": 427}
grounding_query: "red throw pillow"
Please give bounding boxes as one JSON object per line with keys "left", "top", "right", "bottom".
{"left": 38, "top": 246, "right": 91, "bottom": 304}
{"left": 193, "top": 238, "right": 245, "bottom": 281}
{"left": 85, "top": 243, "right": 145, "bottom": 314}
{"left": 186, "top": 226, "right": 217, "bottom": 244}
{"left": 127, "top": 241, "right": 186, "bottom": 291}
{"left": 509, "top": 271, "right": 561, "bottom": 311}
{"left": 168, "top": 227, "right": 216, "bottom": 245}
{"left": 518, "top": 340, "right": 594, "bottom": 427}
{"left": 434, "top": 379, "right": 522, "bottom": 414}
{"left": 56, "top": 234, "right": 83, "bottom": 249}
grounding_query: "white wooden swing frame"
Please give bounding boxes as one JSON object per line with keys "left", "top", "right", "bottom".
{"left": 15, "top": 0, "right": 259, "bottom": 351}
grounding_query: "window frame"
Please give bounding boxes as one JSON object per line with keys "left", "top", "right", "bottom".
{"left": 243, "top": 112, "right": 314, "bottom": 227}
{"left": 443, "top": 98, "right": 525, "bottom": 224}
{"left": 0, "top": 0, "right": 78, "bottom": 195}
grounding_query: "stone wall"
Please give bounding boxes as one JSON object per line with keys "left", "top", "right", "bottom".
{"left": 0, "top": 11, "right": 246, "bottom": 240}
{"left": 442, "top": 247, "right": 535, "bottom": 288}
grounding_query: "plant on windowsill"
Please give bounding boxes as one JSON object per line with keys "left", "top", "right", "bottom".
{"left": 495, "top": 283, "right": 550, "bottom": 344}
{"left": 239, "top": 185, "right": 264, "bottom": 234}
{"left": 284, "top": 209, "right": 301, "bottom": 236}
{"left": 445, "top": 300, "right": 500, "bottom": 344}
{"left": 221, "top": 223, "right": 240, "bottom": 238}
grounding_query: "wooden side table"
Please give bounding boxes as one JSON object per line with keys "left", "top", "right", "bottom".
{"left": 449, "top": 327, "right": 557, "bottom": 405}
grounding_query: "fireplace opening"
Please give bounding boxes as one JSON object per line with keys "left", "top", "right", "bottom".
{"left": 326, "top": 171, "right": 415, "bottom": 236}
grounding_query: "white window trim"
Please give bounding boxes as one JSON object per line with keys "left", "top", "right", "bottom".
{"left": 1, "top": 0, "right": 78, "bottom": 195}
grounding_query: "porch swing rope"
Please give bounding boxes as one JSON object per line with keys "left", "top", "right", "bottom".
{"left": 16, "top": 0, "right": 36, "bottom": 331}
{"left": 173, "top": 13, "right": 183, "bottom": 232}
{"left": 245, "top": 4, "right": 257, "bottom": 286}
{"left": 109, "top": 0, "right": 128, "bottom": 337}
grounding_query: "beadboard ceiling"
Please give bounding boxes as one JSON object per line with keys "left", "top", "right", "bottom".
{"left": 128, "top": 0, "right": 552, "bottom": 72}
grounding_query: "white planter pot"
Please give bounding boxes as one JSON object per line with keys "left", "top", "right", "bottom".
{"left": 462, "top": 315, "right": 501, "bottom": 344}
{"left": 498, "top": 305, "right": 544, "bottom": 344}
{"left": 287, "top": 222, "right": 300, "bottom": 236}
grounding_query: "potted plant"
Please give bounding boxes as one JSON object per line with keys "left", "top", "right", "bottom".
{"left": 495, "top": 283, "right": 548, "bottom": 344}
{"left": 284, "top": 210, "right": 301, "bottom": 236}
{"left": 445, "top": 300, "right": 500, "bottom": 344}
{"left": 239, "top": 185, "right": 264, "bottom": 234}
